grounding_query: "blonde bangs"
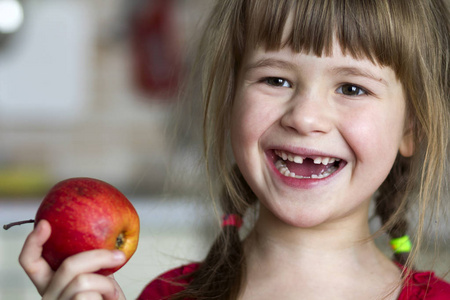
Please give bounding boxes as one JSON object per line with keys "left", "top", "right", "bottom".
{"left": 240, "top": 0, "right": 416, "bottom": 77}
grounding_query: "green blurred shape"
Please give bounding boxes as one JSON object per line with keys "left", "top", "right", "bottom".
{"left": 0, "top": 167, "right": 51, "bottom": 197}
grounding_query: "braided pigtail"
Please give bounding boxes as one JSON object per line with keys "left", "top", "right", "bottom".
{"left": 375, "top": 154, "right": 412, "bottom": 266}
{"left": 172, "top": 164, "right": 257, "bottom": 300}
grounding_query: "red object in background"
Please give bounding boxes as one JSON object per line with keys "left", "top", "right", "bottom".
{"left": 131, "top": 0, "right": 182, "bottom": 99}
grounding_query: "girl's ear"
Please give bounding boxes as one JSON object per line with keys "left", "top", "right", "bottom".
{"left": 399, "top": 128, "right": 414, "bottom": 157}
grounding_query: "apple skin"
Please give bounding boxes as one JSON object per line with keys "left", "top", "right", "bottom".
{"left": 34, "top": 177, "right": 140, "bottom": 276}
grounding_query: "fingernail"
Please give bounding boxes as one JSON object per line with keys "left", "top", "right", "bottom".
{"left": 35, "top": 221, "right": 43, "bottom": 233}
{"left": 113, "top": 250, "right": 126, "bottom": 261}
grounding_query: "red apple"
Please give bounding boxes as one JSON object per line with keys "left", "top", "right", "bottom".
{"left": 34, "top": 177, "right": 140, "bottom": 276}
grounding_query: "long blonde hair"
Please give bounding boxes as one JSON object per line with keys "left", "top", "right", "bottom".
{"left": 174, "top": 0, "right": 450, "bottom": 299}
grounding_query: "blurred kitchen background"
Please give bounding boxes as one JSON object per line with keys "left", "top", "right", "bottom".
{"left": 0, "top": 0, "right": 448, "bottom": 299}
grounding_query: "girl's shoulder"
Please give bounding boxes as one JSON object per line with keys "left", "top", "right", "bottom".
{"left": 137, "top": 263, "right": 200, "bottom": 300}
{"left": 399, "top": 269, "right": 450, "bottom": 300}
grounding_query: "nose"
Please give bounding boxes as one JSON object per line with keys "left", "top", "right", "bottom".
{"left": 280, "top": 93, "right": 333, "bottom": 136}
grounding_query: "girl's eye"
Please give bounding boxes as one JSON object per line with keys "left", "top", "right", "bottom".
{"left": 336, "top": 84, "right": 367, "bottom": 96}
{"left": 264, "top": 77, "right": 291, "bottom": 88}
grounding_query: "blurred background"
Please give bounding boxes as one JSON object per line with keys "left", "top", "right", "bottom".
{"left": 0, "top": 0, "right": 215, "bottom": 298}
{"left": 0, "top": 0, "right": 448, "bottom": 299}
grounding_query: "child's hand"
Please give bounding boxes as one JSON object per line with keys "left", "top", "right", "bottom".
{"left": 19, "top": 220, "right": 127, "bottom": 299}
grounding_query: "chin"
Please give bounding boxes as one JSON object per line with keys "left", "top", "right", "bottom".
{"left": 281, "top": 213, "right": 333, "bottom": 229}
{"left": 258, "top": 200, "right": 334, "bottom": 229}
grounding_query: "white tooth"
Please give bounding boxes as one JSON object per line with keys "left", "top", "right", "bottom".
{"left": 326, "top": 166, "right": 337, "bottom": 175}
{"left": 322, "top": 157, "right": 330, "bottom": 165}
{"left": 281, "top": 168, "right": 291, "bottom": 176}
{"left": 314, "top": 157, "right": 322, "bottom": 164}
{"left": 275, "top": 160, "right": 285, "bottom": 168}
{"left": 281, "top": 152, "right": 288, "bottom": 160}
{"left": 287, "top": 154, "right": 294, "bottom": 162}
{"left": 329, "top": 158, "right": 336, "bottom": 164}
{"left": 293, "top": 156, "right": 303, "bottom": 164}
{"left": 276, "top": 158, "right": 340, "bottom": 179}
{"left": 335, "top": 158, "right": 341, "bottom": 162}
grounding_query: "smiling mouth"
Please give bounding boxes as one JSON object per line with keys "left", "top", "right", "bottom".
{"left": 273, "top": 150, "right": 343, "bottom": 179}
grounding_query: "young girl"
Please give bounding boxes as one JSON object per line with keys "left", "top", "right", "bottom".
{"left": 19, "top": 0, "right": 449, "bottom": 299}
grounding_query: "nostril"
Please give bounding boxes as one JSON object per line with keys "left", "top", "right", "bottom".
{"left": 280, "top": 101, "right": 333, "bottom": 135}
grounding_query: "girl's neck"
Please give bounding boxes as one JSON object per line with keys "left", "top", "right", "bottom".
{"left": 245, "top": 221, "right": 383, "bottom": 271}
{"left": 248, "top": 204, "right": 375, "bottom": 256}
{"left": 241, "top": 205, "right": 402, "bottom": 299}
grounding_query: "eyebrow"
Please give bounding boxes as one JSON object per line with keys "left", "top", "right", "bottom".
{"left": 330, "top": 66, "right": 388, "bottom": 86}
{"left": 243, "top": 58, "right": 297, "bottom": 73}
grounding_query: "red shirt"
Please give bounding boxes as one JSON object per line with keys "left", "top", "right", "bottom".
{"left": 138, "top": 263, "right": 199, "bottom": 300}
{"left": 138, "top": 263, "right": 450, "bottom": 299}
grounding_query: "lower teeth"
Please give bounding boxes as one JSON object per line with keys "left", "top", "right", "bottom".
{"left": 275, "top": 160, "right": 338, "bottom": 179}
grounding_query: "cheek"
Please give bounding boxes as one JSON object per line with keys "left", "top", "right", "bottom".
{"left": 230, "top": 93, "right": 277, "bottom": 151}
{"left": 343, "top": 106, "right": 405, "bottom": 168}
{"left": 230, "top": 92, "right": 282, "bottom": 190}
{"left": 230, "top": 96, "right": 261, "bottom": 187}
{"left": 230, "top": 100, "right": 250, "bottom": 156}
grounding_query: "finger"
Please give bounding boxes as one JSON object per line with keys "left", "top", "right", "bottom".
{"left": 71, "top": 291, "right": 103, "bottom": 300}
{"left": 108, "top": 274, "right": 127, "bottom": 300}
{"left": 44, "top": 250, "right": 125, "bottom": 299}
{"left": 58, "top": 274, "right": 119, "bottom": 300}
{"left": 18, "top": 219, "right": 54, "bottom": 294}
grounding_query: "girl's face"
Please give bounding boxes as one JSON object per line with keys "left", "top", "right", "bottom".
{"left": 230, "top": 41, "right": 412, "bottom": 228}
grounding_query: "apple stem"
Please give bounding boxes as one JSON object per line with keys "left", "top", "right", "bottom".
{"left": 3, "top": 219, "right": 35, "bottom": 230}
